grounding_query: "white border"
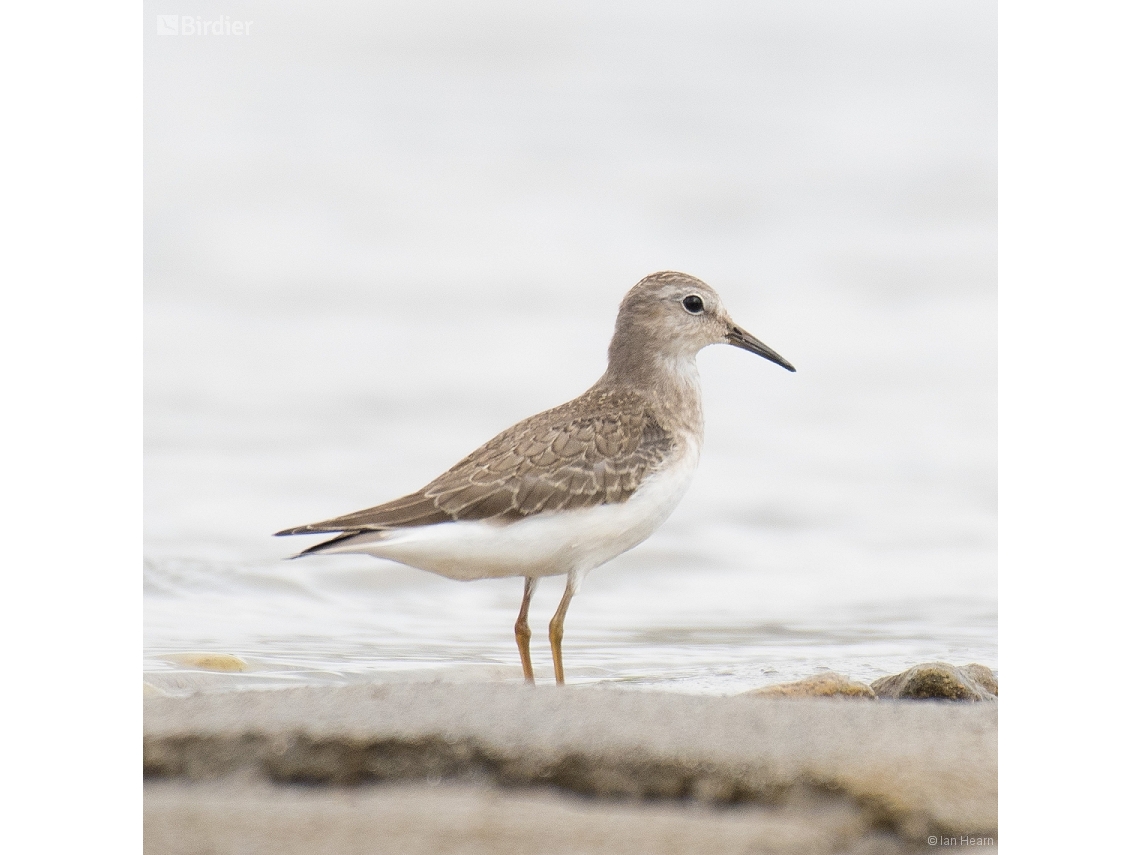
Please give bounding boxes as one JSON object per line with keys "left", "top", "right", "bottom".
{"left": 1000, "top": 0, "right": 1140, "bottom": 846}
{"left": 0, "top": 3, "right": 140, "bottom": 850}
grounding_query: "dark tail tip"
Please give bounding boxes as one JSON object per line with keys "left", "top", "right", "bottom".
{"left": 285, "top": 530, "right": 361, "bottom": 558}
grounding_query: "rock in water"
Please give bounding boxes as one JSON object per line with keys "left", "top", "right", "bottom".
{"left": 962, "top": 663, "right": 999, "bottom": 696}
{"left": 166, "top": 653, "right": 248, "bottom": 672}
{"left": 871, "top": 663, "right": 997, "bottom": 701}
{"left": 745, "top": 672, "right": 876, "bottom": 699}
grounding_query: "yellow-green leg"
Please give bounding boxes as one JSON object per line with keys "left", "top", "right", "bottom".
{"left": 515, "top": 576, "right": 538, "bottom": 684}
{"left": 549, "top": 576, "right": 577, "bottom": 686}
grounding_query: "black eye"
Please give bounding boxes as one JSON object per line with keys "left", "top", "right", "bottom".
{"left": 682, "top": 295, "right": 704, "bottom": 314}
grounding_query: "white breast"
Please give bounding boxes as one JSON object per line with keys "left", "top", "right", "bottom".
{"left": 332, "top": 439, "right": 701, "bottom": 582}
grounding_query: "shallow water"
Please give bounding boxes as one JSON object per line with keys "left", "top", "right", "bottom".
{"left": 144, "top": 1, "right": 996, "bottom": 694}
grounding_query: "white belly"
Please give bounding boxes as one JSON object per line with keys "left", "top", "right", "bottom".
{"left": 326, "top": 442, "right": 700, "bottom": 581}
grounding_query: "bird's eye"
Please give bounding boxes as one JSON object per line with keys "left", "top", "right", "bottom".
{"left": 682, "top": 295, "right": 704, "bottom": 314}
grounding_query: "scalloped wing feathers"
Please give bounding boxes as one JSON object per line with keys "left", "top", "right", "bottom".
{"left": 277, "top": 389, "right": 675, "bottom": 536}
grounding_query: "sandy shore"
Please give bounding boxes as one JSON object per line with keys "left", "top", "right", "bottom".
{"left": 145, "top": 683, "right": 997, "bottom": 854}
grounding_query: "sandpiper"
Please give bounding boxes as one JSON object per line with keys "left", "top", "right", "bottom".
{"left": 277, "top": 272, "right": 795, "bottom": 684}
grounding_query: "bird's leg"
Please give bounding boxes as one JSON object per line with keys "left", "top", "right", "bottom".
{"left": 549, "top": 573, "right": 579, "bottom": 686}
{"left": 515, "top": 576, "right": 538, "bottom": 684}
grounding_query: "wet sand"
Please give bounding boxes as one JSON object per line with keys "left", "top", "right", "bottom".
{"left": 145, "top": 683, "right": 997, "bottom": 854}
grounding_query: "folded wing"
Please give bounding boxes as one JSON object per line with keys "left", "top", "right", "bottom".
{"left": 275, "top": 389, "right": 676, "bottom": 549}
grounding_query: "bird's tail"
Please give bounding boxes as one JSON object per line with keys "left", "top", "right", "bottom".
{"left": 280, "top": 528, "right": 397, "bottom": 559}
{"left": 285, "top": 530, "right": 363, "bottom": 559}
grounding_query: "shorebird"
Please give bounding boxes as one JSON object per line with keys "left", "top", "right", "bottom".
{"left": 277, "top": 272, "right": 795, "bottom": 684}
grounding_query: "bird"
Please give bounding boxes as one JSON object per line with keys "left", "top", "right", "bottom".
{"left": 276, "top": 271, "right": 795, "bottom": 685}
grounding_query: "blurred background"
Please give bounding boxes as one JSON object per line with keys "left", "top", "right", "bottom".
{"left": 144, "top": 0, "right": 995, "bottom": 693}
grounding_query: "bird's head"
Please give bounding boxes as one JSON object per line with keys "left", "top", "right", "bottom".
{"left": 607, "top": 271, "right": 795, "bottom": 377}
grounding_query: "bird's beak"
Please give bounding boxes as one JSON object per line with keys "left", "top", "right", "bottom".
{"left": 725, "top": 324, "right": 796, "bottom": 372}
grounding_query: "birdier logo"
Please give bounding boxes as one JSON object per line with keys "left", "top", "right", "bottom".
{"left": 156, "top": 15, "right": 253, "bottom": 36}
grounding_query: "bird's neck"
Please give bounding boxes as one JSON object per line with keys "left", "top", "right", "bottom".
{"left": 597, "top": 351, "right": 705, "bottom": 441}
